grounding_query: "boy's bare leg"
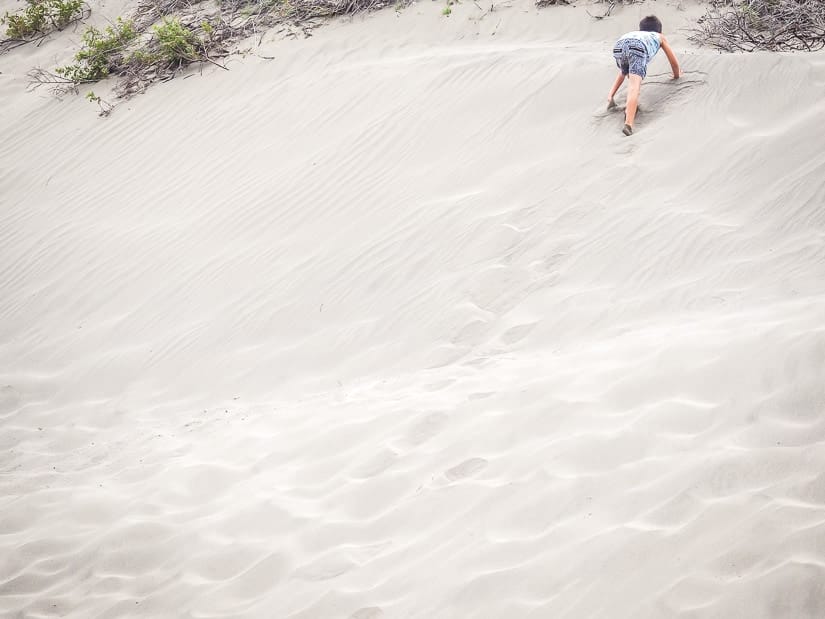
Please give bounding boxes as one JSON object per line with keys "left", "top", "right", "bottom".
{"left": 607, "top": 71, "right": 625, "bottom": 108}
{"left": 624, "top": 74, "right": 643, "bottom": 128}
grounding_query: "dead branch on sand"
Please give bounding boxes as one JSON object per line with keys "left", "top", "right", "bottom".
{"left": 586, "top": 1, "right": 615, "bottom": 20}
{"left": 27, "top": 0, "right": 407, "bottom": 103}
{"left": 691, "top": 0, "right": 825, "bottom": 51}
{"left": 27, "top": 67, "right": 92, "bottom": 95}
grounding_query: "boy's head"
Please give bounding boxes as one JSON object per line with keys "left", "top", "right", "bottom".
{"left": 639, "top": 15, "right": 662, "bottom": 33}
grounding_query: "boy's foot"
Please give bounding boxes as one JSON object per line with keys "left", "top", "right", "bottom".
{"left": 622, "top": 124, "right": 633, "bottom": 136}
{"left": 607, "top": 98, "right": 617, "bottom": 110}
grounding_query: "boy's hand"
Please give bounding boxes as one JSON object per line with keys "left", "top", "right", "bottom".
{"left": 660, "top": 36, "right": 681, "bottom": 82}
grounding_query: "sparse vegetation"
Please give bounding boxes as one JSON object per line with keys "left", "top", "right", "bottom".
{"left": 40, "top": 15, "right": 207, "bottom": 93}
{"left": 27, "top": 0, "right": 819, "bottom": 115}
{"left": 55, "top": 18, "right": 137, "bottom": 82}
{"left": 534, "top": 0, "right": 824, "bottom": 51}
{"left": 29, "top": 0, "right": 406, "bottom": 102}
{"left": 17, "top": 0, "right": 823, "bottom": 113}
{"left": 86, "top": 89, "right": 113, "bottom": 115}
{"left": 154, "top": 17, "right": 200, "bottom": 63}
{"left": 535, "top": 0, "right": 640, "bottom": 12}
{"left": 2, "top": 0, "right": 86, "bottom": 39}
{"left": 692, "top": 0, "right": 825, "bottom": 51}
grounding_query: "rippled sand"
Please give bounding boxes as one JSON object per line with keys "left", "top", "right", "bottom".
{"left": 2, "top": 1, "right": 825, "bottom": 617}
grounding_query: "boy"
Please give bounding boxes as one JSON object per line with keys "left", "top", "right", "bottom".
{"left": 607, "top": 15, "right": 681, "bottom": 136}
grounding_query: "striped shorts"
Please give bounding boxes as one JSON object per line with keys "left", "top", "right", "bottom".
{"left": 613, "top": 38, "right": 649, "bottom": 79}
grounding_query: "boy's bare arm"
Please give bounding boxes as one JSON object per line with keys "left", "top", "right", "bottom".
{"left": 660, "top": 36, "right": 680, "bottom": 79}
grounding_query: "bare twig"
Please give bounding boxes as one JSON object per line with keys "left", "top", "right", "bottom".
{"left": 690, "top": 0, "right": 825, "bottom": 52}
{"left": 20, "top": 0, "right": 412, "bottom": 107}
{"left": 27, "top": 67, "right": 95, "bottom": 95}
{"left": 586, "top": 1, "right": 615, "bottom": 20}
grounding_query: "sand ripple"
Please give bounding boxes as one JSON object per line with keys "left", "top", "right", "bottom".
{"left": 2, "top": 1, "right": 825, "bottom": 617}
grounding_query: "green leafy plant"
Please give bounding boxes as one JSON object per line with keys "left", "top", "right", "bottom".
{"left": 153, "top": 17, "right": 199, "bottom": 63}
{"left": 85, "top": 89, "right": 113, "bottom": 115}
{"left": 56, "top": 18, "right": 137, "bottom": 82}
{"left": 125, "top": 48, "right": 160, "bottom": 66}
{"left": 3, "top": 0, "right": 84, "bottom": 39}
{"left": 28, "top": 0, "right": 411, "bottom": 100}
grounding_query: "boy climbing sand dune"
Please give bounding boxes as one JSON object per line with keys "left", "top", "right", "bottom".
{"left": 608, "top": 15, "right": 681, "bottom": 136}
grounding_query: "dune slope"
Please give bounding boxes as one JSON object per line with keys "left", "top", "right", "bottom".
{"left": 2, "top": 1, "right": 825, "bottom": 617}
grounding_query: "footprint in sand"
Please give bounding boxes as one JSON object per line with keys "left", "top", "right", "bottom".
{"left": 597, "top": 72, "right": 706, "bottom": 127}
{"left": 445, "top": 457, "right": 488, "bottom": 482}
{"left": 592, "top": 101, "right": 645, "bottom": 121}
{"left": 293, "top": 554, "right": 355, "bottom": 581}
{"left": 401, "top": 412, "right": 448, "bottom": 447}
{"left": 468, "top": 392, "right": 495, "bottom": 401}
{"left": 424, "top": 379, "right": 455, "bottom": 392}
{"left": 350, "top": 608, "right": 384, "bottom": 619}
{"left": 500, "top": 322, "right": 538, "bottom": 345}
{"left": 349, "top": 448, "right": 398, "bottom": 479}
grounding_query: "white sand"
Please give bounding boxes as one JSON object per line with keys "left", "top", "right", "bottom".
{"left": 2, "top": 1, "right": 825, "bottom": 617}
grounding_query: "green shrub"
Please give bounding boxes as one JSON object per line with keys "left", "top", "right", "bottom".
{"left": 56, "top": 18, "right": 137, "bottom": 82}
{"left": 153, "top": 17, "right": 199, "bottom": 63}
{"left": 126, "top": 48, "right": 161, "bottom": 66}
{"left": 3, "top": 0, "right": 84, "bottom": 39}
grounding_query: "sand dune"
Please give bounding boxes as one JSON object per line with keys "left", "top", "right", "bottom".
{"left": 2, "top": 0, "right": 825, "bottom": 617}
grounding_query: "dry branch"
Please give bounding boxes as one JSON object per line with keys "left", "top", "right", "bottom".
{"left": 28, "top": 0, "right": 409, "bottom": 103}
{"left": 691, "top": 0, "right": 825, "bottom": 51}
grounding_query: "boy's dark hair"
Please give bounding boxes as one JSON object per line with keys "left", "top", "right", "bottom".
{"left": 639, "top": 15, "right": 662, "bottom": 33}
